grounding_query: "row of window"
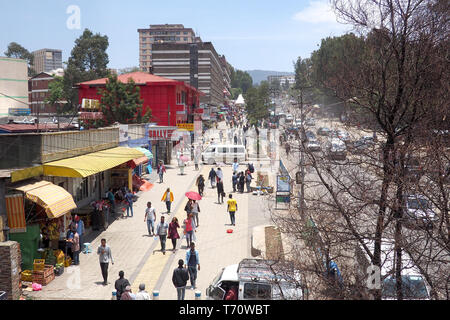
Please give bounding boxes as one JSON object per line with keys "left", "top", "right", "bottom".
{"left": 31, "top": 92, "right": 47, "bottom": 98}
{"left": 141, "top": 37, "right": 190, "bottom": 42}
{"left": 142, "top": 31, "right": 189, "bottom": 36}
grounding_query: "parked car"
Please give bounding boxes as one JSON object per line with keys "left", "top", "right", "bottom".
{"left": 206, "top": 259, "right": 303, "bottom": 300}
{"left": 350, "top": 136, "right": 375, "bottom": 153}
{"left": 336, "top": 130, "right": 350, "bottom": 142}
{"left": 305, "top": 131, "right": 316, "bottom": 141}
{"left": 326, "top": 138, "right": 347, "bottom": 160}
{"left": 317, "top": 127, "right": 331, "bottom": 136}
{"left": 307, "top": 140, "right": 321, "bottom": 152}
{"left": 403, "top": 194, "right": 438, "bottom": 229}
{"left": 305, "top": 118, "right": 315, "bottom": 126}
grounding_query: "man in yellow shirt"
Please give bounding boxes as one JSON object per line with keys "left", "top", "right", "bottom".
{"left": 227, "top": 194, "right": 238, "bottom": 226}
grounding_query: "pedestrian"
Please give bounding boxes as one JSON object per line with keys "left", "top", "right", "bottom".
{"left": 114, "top": 270, "right": 130, "bottom": 300}
{"left": 124, "top": 189, "right": 134, "bottom": 217}
{"left": 191, "top": 200, "right": 200, "bottom": 227}
{"left": 217, "top": 179, "right": 225, "bottom": 204}
{"left": 120, "top": 285, "right": 134, "bottom": 300}
{"left": 232, "top": 158, "right": 239, "bottom": 173}
{"left": 216, "top": 167, "right": 223, "bottom": 182}
{"left": 97, "top": 238, "right": 114, "bottom": 285}
{"left": 227, "top": 194, "right": 238, "bottom": 226}
{"left": 172, "top": 259, "right": 190, "bottom": 300}
{"left": 161, "top": 188, "right": 174, "bottom": 213}
{"left": 106, "top": 188, "right": 116, "bottom": 213}
{"left": 208, "top": 168, "right": 217, "bottom": 188}
{"left": 178, "top": 153, "right": 186, "bottom": 175}
{"left": 72, "top": 231, "right": 80, "bottom": 265}
{"left": 135, "top": 283, "right": 151, "bottom": 300}
{"left": 194, "top": 151, "right": 200, "bottom": 171}
{"left": 219, "top": 130, "right": 223, "bottom": 142}
{"left": 238, "top": 172, "right": 245, "bottom": 193}
{"left": 144, "top": 202, "right": 156, "bottom": 236}
{"left": 183, "top": 213, "right": 196, "bottom": 248}
{"left": 156, "top": 216, "right": 169, "bottom": 255}
{"left": 157, "top": 161, "right": 166, "bottom": 183}
{"left": 196, "top": 174, "right": 205, "bottom": 196}
{"left": 246, "top": 170, "right": 253, "bottom": 193}
{"left": 185, "top": 242, "right": 200, "bottom": 290}
{"left": 234, "top": 135, "right": 238, "bottom": 144}
{"left": 232, "top": 171, "right": 238, "bottom": 192}
{"left": 168, "top": 217, "right": 180, "bottom": 251}
{"left": 74, "top": 215, "right": 84, "bottom": 248}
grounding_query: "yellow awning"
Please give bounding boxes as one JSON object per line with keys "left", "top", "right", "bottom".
{"left": 42, "top": 147, "right": 145, "bottom": 178}
{"left": 15, "top": 180, "right": 77, "bottom": 219}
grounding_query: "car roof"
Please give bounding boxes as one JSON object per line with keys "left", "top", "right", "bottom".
{"left": 220, "top": 264, "right": 239, "bottom": 282}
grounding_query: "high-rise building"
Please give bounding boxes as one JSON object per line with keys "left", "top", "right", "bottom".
{"left": 152, "top": 42, "right": 229, "bottom": 108}
{"left": 32, "top": 49, "right": 62, "bottom": 74}
{"left": 137, "top": 24, "right": 196, "bottom": 73}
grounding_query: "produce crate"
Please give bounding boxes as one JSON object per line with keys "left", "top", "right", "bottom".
{"left": 33, "top": 259, "right": 46, "bottom": 271}
{"left": 32, "top": 265, "right": 54, "bottom": 278}
{"left": 32, "top": 272, "right": 55, "bottom": 286}
{"left": 21, "top": 270, "right": 33, "bottom": 282}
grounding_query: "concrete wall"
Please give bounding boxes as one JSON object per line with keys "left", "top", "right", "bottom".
{"left": 0, "top": 241, "right": 21, "bottom": 300}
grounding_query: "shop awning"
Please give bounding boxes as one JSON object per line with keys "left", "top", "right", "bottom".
{"left": 43, "top": 147, "right": 145, "bottom": 178}
{"left": 15, "top": 180, "right": 77, "bottom": 219}
{"left": 134, "top": 147, "right": 153, "bottom": 159}
{"left": 127, "top": 156, "right": 149, "bottom": 169}
{"left": 5, "top": 194, "right": 27, "bottom": 233}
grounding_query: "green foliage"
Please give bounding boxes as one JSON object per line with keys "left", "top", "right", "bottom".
{"left": 4, "top": 42, "right": 35, "bottom": 76}
{"left": 97, "top": 74, "right": 147, "bottom": 126}
{"left": 245, "top": 81, "right": 271, "bottom": 126}
{"left": 229, "top": 64, "right": 253, "bottom": 96}
{"left": 64, "top": 29, "right": 110, "bottom": 112}
{"left": 44, "top": 76, "right": 67, "bottom": 114}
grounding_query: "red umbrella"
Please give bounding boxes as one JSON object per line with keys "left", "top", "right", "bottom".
{"left": 185, "top": 191, "right": 202, "bottom": 200}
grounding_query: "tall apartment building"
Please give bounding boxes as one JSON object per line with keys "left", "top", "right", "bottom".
{"left": 152, "top": 42, "right": 229, "bottom": 107}
{"left": 137, "top": 24, "right": 196, "bottom": 73}
{"left": 32, "top": 49, "right": 62, "bottom": 74}
{"left": 0, "top": 57, "right": 29, "bottom": 121}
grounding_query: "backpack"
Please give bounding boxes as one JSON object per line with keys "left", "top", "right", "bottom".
{"left": 249, "top": 163, "right": 255, "bottom": 173}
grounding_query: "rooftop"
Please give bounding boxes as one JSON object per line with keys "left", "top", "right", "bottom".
{"left": 77, "top": 71, "right": 178, "bottom": 86}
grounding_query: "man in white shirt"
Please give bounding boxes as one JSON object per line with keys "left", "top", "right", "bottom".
{"left": 144, "top": 202, "right": 156, "bottom": 236}
{"left": 135, "top": 283, "right": 151, "bottom": 300}
{"left": 216, "top": 167, "right": 223, "bottom": 182}
{"left": 232, "top": 159, "right": 239, "bottom": 173}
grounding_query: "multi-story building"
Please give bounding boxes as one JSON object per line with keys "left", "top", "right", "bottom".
{"left": 152, "top": 42, "right": 226, "bottom": 108}
{"left": 0, "top": 57, "right": 29, "bottom": 122}
{"left": 28, "top": 70, "right": 66, "bottom": 115}
{"left": 31, "top": 49, "right": 62, "bottom": 74}
{"left": 137, "top": 24, "right": 196, "bottom": 73}
{"left": 267, "top": 74, "right": 295, "bottom": 87}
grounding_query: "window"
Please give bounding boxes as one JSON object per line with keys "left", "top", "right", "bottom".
{"left": 176, "top": 32, "right": 180, "bottom": 35}
{"left": 184, "top": 37, "right": 188, "bottom": 41}
{"left": 243, "top": 283, "right": 271, "bottom": 299}
{"left": 207, "top": 147, "right": 216, "bottom": 153}
{"left": 176, "top": 37, "right": 180, "bottom": 41}
{"left": 184, "top": 31, "right": 188, "bottom": 35}
{"left": 219, "top": 147, "right": 228, "bottom": 154}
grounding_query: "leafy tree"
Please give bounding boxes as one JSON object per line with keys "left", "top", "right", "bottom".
{"left": 97, "top": 74, "right": 148, "bottom": 126}
{"left": 63, "top": 29, "right": 110, "bottom": 112}
{"left": 4, "top": 42, "right": 35, "bottom": 76}
{"left": 245, "top": 81, "right": 271, "bottom": 126}
{"left": 44, "top": 76, "right": 66, "bottom": 128}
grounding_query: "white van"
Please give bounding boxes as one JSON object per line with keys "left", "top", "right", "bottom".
{"left": 201, "top": 144, "right": 246, "bottom": 165}
{"left": 206, "top": 259, "right": 303, "bottom": 300}
{"left": 355, "top": 238, "right": 431, "bottom": 300}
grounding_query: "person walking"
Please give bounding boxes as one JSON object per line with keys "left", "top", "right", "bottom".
{"left": 196, "top": 174, "right": 205, "bottom": 196}
{"left": 232, "top": 172, "right": 238, "bottom": 192}
{"left": 217, "top": 179, "right": 225, "bottom": 204}
{"left": 219, "top": 130, "right": 223, "bottom": 142}
{"left": 124, "top": 189, "right": 134, "bottom": 218}
{"left": 106, "top": 188, "right": 116, "bottom": 213}
{"left": 238, "top": 172, "right": 245, "bottom": 193}
{"left": 178, "top": 153, "right": 186, "bottom": 175}
{"left": 245, "top": 170, "right": 253, "bottom": 193}
{"left": 208, "top": 168, "right": 217, "bottom": 188}
{"left": 97, "top": 238, "right": 114, "bottom": 285}
{"left": 232, "top": 158, "right": 239, "bottom": 173}
{"left": 161, "top": 188, "right": 174, "bottom": 213}
{"left": 135, "top": 283, "right": 151, "bottom": 300}
{"left": 144, "top": 202, "right": 156, "bottom": 236}
{"left": 156, "top": 216, "right": 169, "bottom": 255}
{"left": 227, "top": 194, "right": 238, "bottom": 226}
{"left": 183, "top": 213, "right": 196, "bottom": 248}
{"left": 185, "top": 242, "right": 200, "bottom": 290}
{"left": 234, "top": 135, "right": 238, "bottom": 145}
{"left": 114, "top": 270, "right": 130, "bottom": 300}
{"left": 191, "top": 200, "right": 200, "bottom": 227}
{"left": 157, "top": 161, "right": 166, "bottom": 183}
{"left": 168, "top": 217, "right": 180, "bottom": 251}
{"left": 72, "top": 231, "right": 80, "bottom": 265}
{"left": 216, "top": 167, "right": 223, "bottom": 182}
{"left": 172, "top": 259, "right": 189, "bottom": 300}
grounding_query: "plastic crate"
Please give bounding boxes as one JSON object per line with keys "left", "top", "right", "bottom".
{"left": 32, "top": 265, "right": 54, "bottom": 278}
{"left": 33, "top": 259, "right": 45, "bottom": 271}
{"left": 21, "top": 270, "right": 33, "bottom": 282}
{"left": 32, "top": 272, "right": 55, "bottom": 286}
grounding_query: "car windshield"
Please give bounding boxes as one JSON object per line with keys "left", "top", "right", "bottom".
{"left": 408, "top": 198, "right": 431, "bottom": 210}
{"left": 382, "top": 276, "right": 429, "bottom": 299}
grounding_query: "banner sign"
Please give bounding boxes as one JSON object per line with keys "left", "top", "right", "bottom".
{"left": 81, "top": 98, "right": 100, "bottom": 110}
{"left": 177, "top": 123, "right": 194, "bottom": 131}
{"left": 79, "top": 112, "right": 103, "bottom": 120}
{"left": 9, "top": 107, "right": 30, "bottom": 116}
{"left": 277, "top": 175, "right": 291, "bottom": 192}
{"left": 148, "top": 128, "right": 175, "bottom": 141}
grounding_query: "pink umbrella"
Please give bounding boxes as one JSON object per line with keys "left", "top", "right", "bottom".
{"left": 180, "top": 155, "right": 189, "bottom": 162}
{"left": 185, "top": 191, "right": 202, "bottom": 200}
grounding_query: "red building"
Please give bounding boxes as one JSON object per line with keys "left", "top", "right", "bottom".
{"left": 76, "top": 72, "right": 203, "bottom": 126}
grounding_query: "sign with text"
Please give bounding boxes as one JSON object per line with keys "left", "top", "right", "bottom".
{"left": 277, "top": 175, "right": 291, "bottom": 192}
{"left": 148, "top": 128, "right": 175, "bottom": 141}
{"left": 176, "top": 123, "right": 194, "bottom": 131}
{"left": 81, "top": 98, "right": 100, "bottom": 110}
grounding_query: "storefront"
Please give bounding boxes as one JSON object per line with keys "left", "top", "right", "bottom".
{"left": 148, "top": 126, "right": 177, "bottom": 166}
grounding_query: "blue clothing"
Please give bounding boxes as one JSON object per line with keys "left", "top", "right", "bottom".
{"left": 76, "top": 220, "right": 85, "bottom": 236}
{"left": 125, "top": 192, "right": 134, "bottom": 204}
{"left": 185, "top": 249, "right": 200, "bottom": 266}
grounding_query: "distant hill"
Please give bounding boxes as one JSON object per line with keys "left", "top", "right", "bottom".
{"left": 246, "top": 70, "right": 294, "bottom": 85}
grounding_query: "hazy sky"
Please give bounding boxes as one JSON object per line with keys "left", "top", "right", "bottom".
{"left": 0, "top": 0, "right": 351, "bottom": 72}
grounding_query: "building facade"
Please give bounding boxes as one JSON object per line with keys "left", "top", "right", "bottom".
{"left": 137, "top": 24, "right": 196, "bottom": 73}
{"left": 31, "top": 49, "right": 62, "bottom": 74}
{"left": 76, "top": 72, "right": 202, "bottom": 127}
{"left": 152, "top": 42, "right": 226, "bottom": 107}
{"left": 28, "top": 72, "right": 59, "bottom": 115}
{"left": 0, "top": 57, "right": 29, "bottom": 121}
{"left": 267, "top": 74, "right": 295, "bottom": 86}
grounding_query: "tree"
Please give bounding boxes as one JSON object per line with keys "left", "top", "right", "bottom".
{"left": 97, "top": 74, "right": 148, "bottom": 126}
{"left": 44, "top": 76, "right": 65, "bottom": 130}
{"left": 245, "top": 81, "right": 271, "bottom": 126}
{"left": 4, "top": 42, "right": 35, "bottom": 76}
{"left": 63, "top": 29, "right": 110, "bottom": 113}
